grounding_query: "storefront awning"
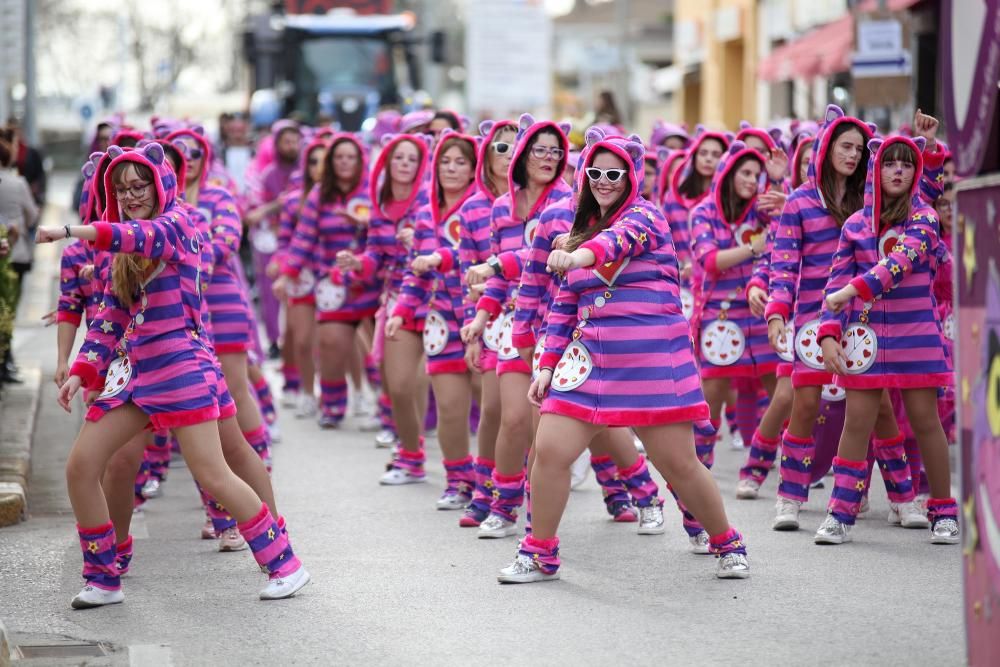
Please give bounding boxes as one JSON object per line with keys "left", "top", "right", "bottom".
{"left": 757, "top": 0, "right": 921, "bottom": 82}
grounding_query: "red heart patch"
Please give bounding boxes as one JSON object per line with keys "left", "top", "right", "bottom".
{"left": 862, "top": 349, "right": 871, "bottom": 358}
{"left": 817, "top": 355, "right": 824, "bottom": 363}
{"left": 558, "top": 362, "right": 566, "bottom": 369}
{"left": 732, "top": 339, "right": 740, "bottom": 346}
{"left": 579, "top": 366, "right": 587, "bottom": 373}
{"left": 830, "top": 388, "right": 839, "bottom": 395}
{"left": 846, "top": 360, "right": 854, "bottom": 368}
{"left": 717, "top": 325, "right": 725, "bottom": 332}
{"left": 881, "top": 235, "right": 898, "bottom": 257}
{"left": 802, "top": 338, "right": 811, "bottom": 347}
{"left": 856, "top": 328, "right": 865, "bottom": 336}
{"left": 705, "top": 341, "right": 713, "bottom": 348}
{"left": 720, "top": 353, "right": 728, "bottom": 359}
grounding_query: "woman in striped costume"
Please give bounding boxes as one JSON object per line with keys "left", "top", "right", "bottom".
{"left": 816, "top": 133, "right": 957, "bottom": 546}
{"left": 497, "top": 134, "right": 748, "bottom": 583}
{"left": 39, "top": 143, "right": 309, "bottom": 608}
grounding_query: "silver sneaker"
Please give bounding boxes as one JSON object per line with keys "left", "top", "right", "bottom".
{"left": 141, "top": 478, "right": 161, "bottom": 499}
{"left": 637, "top": 504, "right": 665, "bottom": 535}
{"left": 689, "top": 530, "right": 710, "bottom": 554}
{"left": 436, "top": 491, "right": 470, "bottom": 511}
{"left": 716, "top": 552, "right": 750, "bottom": 579}
{"left": 477, "top": 514, "right": 517, "bottom": 539}
{"left": 772, "top": 497, "right": 802, "bottom": 531}
{"left": 497, "top": 553, "right": 559, "bottom": 584}
{"left": 814, "top": 514, "right": 852, "bottom": 544}
{"left": 374, "top": 429, "right": 399, "bottom": 449}
{"left": 930, "top": 518, "right": 960, "bottom": 545}
{"left": 735, "top": 478, "right": 760, "bottom": 500}
{"left": 888, "top": 500, "right": 930, "bottom": 528}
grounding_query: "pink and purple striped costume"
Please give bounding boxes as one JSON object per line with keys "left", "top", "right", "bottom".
{"left": 690, "top": 141, "right": 778, "bottom": 378}
{"left": 818, "top": 134, "right": 952, "bottom": 390}
{"left": 281, "top": 134, "right": 378, "bottom": 324}
{"left": 69, "top": 143, "right": 229, "bottom": 431}
{"left": 392, "top": 131, "right": 479, "bottom": 375}
{"left": 477, "top": 115, "right": 572, "bottom": 375}
{"left": 458, "top": 119, "right": 516, "bottom": 371}
{"left": 764, "top": 106, "right": 876, "bottom": 387}
{"left": 538, "top": 136, "right": 710, "bottom": 427}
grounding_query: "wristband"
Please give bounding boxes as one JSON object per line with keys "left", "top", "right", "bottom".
{"left": 487, "top": 256, "right": 502, "bottom": 276}
{"left": 64, "top": 225, "right": 71, "bottom": 239}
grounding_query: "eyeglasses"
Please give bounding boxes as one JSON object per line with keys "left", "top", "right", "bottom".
{"left": 585, "top": 167, "right": 628, "bottom": 183}
{"left": 308, "top": 158, "right": 322, "bottom": 166}
{"left": 491, "top": 142, "right": 514, "bottom": 155}
{"left": 530, "top": 146, "right": 564, "bottom": 161}
{"left": 114, "top": 182, "right": 152, "bottom": 200}
{"left": 188, "top": 147, "right": 204, "bottom": 160}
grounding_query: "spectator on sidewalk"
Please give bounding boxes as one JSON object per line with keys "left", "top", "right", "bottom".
{"left": 5, "top": 116, "right": 47, "bottom": 207}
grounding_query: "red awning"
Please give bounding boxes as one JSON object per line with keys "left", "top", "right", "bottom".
{"left": 757, "top": 0, "right": 921, "bottom": 82}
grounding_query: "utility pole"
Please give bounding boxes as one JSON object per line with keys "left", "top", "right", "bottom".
{"left": 23, "top": 0, "right": 37, "bottom": 144}
{"left": 616, "top": 0, "right": 631, "bottom": 127}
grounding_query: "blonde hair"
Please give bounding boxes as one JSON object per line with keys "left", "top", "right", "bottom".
{"left": 110, "top": 161, "right": 159, "bottom": 306}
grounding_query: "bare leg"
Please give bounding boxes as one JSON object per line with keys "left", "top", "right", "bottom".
{"left": 901, "top": 387, "right": 951, "bottom": 498}
{"left": 384, "top": 330, "right": 426, "bottom": 452}
{"left": 288, "top": 303, "right": 316, "bottom": 397}
{"left": 494, "top": 372, "right": 534, "bottom": 475}
{"left": 101, "top": 433, "right": 148, "bottom": 541}
{"left": 218, "top": 416, "right": 277, "bottom": 516}
{"left": 220, "top": 352, "right": 263, "bottom": 433}
{"left": 429, "top": 372, "right": 472, "bottom": 461}
{"left": 528, "top": 414, "right": 601, "bottom": 539}
{"left": 786, "top": 385, "right": 823, "bottom": 439}
{"left": 702, "top": 377, "right": 732, "bottom": 423}
{"left": 174, "top": 421, "right": 262, "bottom": 522}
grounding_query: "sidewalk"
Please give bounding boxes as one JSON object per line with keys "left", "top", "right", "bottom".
{"left": 0, "top": 172, "right": 74, "bottom": 529}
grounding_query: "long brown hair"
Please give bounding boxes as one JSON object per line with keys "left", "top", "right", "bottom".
{"left": 378, "top": 139, "right": 419, "bottom": 207}
{"left": 435, "top": 136, "right": 476, "bottom": 208}
{"left": 719, "top": 154, "right": 761, "bottom": 224}
{"left": 565, "top": 148, "right": 632, "bottom": 252}
{"left": 301, "top": 144, "right": 326, "bottom": 209}
{"left": 879, "top": 141, "right": 917, "bottom": 227}
{"left": 110, "top": 161, "right": 158, "bottom": 307}
{"left": 819, "top": 122, "right": 868, "bottom": 226}
{"left": 319, "top": 137, "right": 362, "bottom": 204}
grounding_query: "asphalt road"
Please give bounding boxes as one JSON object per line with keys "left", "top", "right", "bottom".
{"left": 0, "top": 175, "right": 966, "bottom": 666}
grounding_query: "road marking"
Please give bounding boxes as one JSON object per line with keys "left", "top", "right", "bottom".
{"left": 129, "top": 644, "right": 172, "bottom": 667}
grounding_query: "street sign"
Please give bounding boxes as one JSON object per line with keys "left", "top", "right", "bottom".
{"left": 852, "top": 17, "right": 910, "bottom": 78}
{"left": 465, "top": 0, "right": 552, "bottom": 117}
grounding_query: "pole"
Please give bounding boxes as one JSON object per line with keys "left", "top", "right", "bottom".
{"left": 23, "top": 0, "right": 38, "bottom": 145}
{"left": 616, "top": 0, "right": 631, "bottom": 127}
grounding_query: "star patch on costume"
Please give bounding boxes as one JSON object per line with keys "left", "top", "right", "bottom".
{"left": 85, "top": 350, "right": 99, "bottom": 362}
{"left": 88, "top": 541, "right": 99, "bottom": 554}
{"left": 267, "top": 527, "right": 275, "bottom": 540}
{"left": 100, "top": 321, "right": 114, "bottom": 334}
{"left": 855, "top": 480, "right": 866, "bottom": 491}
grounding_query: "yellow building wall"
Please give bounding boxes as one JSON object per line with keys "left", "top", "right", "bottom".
{"left": 675, "top": 0, "right": 760, "bottom": 131}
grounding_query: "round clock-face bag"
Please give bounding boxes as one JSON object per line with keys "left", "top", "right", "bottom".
{"left": 822, "top": 382, "right": 846, "bottom": 402}
{"left": 842, "top": 323, "right": 878, "bottom": 375}
{"left": 700, "top": 319, "right": 745, "bottom": 366}
{"left": 483, "top": 315, "right": 504, "bottom": 352}
{"left": 252, "top": 227, "right": 278, "bottom": 254}
{"left": 532, "top": 335, "right": 546, "bottom": 379}
{"left": 315, "top": 277, "right": 346, "bottom": 313}
{"left": 777, "top": 323, "right": 795, "bottom": 362}
{"left": 497, "top": 312, "right": 519, "bottom": 361}
{"left": 422, "top": 310, "right": 449, "bottom": 357}
{"left": 288, "top": 269, "right": 316, "bottom": 298}
{"left": 100, "top": 356, "right": 133, "bottom": 400}
{"left": 680, "top": 287, "right": 694, "bottom": 321}
{"left": 793, "top": 319, "right": 826, "bottom": 370}
{"left": 942, "top": 311, "right": 955, "bottom": 341}
{"left": 551, "top": 341, "right": 593, "bottom": 392}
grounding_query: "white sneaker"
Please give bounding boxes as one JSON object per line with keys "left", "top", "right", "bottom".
{"left": 689, "top": 530, "right": 711, "bottom": 554}
{"left": 266, "top": 421, "right": 282, "bottom": 444}
{"left": 259, "top": 565, "right": 311, "bottom": 600}
{"left": 478, "top": 514, "right": 518, "bottom": 539}
{"left": 71, "top": 585, "right": 125, "bottom": 610}
{"left": 281, "top": 389, "right": 299, "bottom": 409}
{"left": 295, "top": 394, "right": 318, "bottom": 419}
{"left": 436, "top": 490, "right": 470, "bottom": 510}
{"left": 716, "top": 552, "right": 750, "bottom": 579}
{"left": 569, "top": 452, "right": 590, "bottom": 489}
{"left": 772, "top": 497, "right": 802, "bottom": 531}
{"left": 730, "top": 430, "right": 745, "bottom": 450}
{"left": 735, "top": 478, "right": 761, "bottom": 500}
{"left": 888, "top": 500, "right": 930, "bottom": 528}
{"left": 219, "top": 527, "right": 248, "bottom": 552}
{"left": 379, "top": 468, "right": 426, "bottom": 485}
{"left": 637, "top": 504, "right": 665, "bottom": 535}
{"left": 356, "top": 415, "right": 382, "bottom": 432}
{"left": 497, "top": 553, "right": 559, "bottom": 584}
{"left": 374, "top": 430, "right": 399, "bottom": 449}
{"left": 201, "top": 518, "right": 217, "bottom": 540}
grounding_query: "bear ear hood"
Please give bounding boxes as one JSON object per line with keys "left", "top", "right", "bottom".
{"left": 581, "top": 136, "right": 645, "bottom": 223}
{"left": 368, "top": 133, "right": 429, "bottom": 219}
{"left": 473, "top": 119, "right": 516, "bottom": 201}
{"left": 864, "top": 134, "right": 926, "bottom": 235}
{"left": 102, "top": 141, "right": 177, "bottom": 223}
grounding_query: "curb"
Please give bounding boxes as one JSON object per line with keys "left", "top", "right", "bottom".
{"left": 0, "top": 616, "right": 9, "bottom": 667}
{"left": 0, "top": 366, "right": 41, "bottom": 528}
